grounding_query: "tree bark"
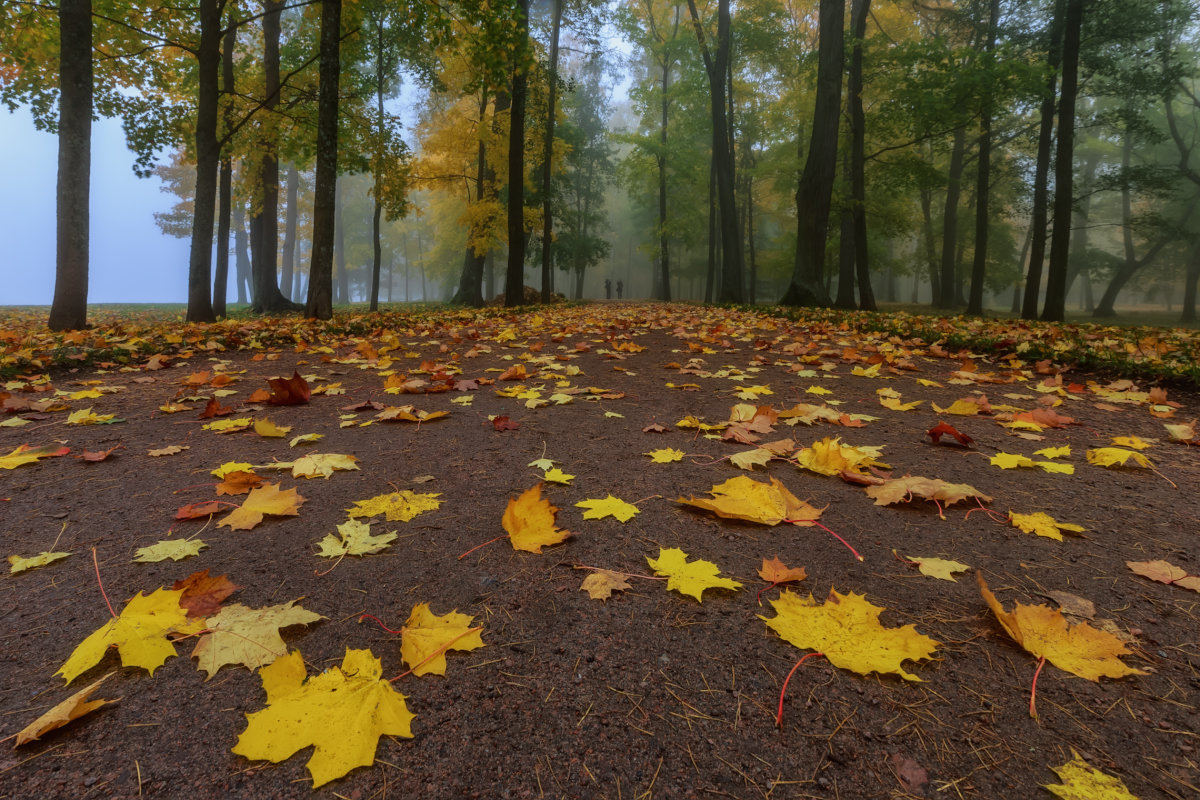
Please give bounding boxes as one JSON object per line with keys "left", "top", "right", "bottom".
{"left": 252, "top": 0, "right": 293, "bottom": 312}
{"left": 184, "top": 0, "right": 220, "bottom": 323}
{"left": 1041, "top": 0, "right": 1083, "bottom": 321}
{"left": 1181, "top": 240, "right": 1200, "bottom": 323}
{"left": 369, "top": 12, "right": 385, "bottom": 312}
{"left": 835, "top": 153, "right": 857, "bottom": 309}
{"left": 335, "top": 179, "right": 348, "bottom": 302}
{"left": 281, "top": 164, "right": 298, "bottom": 300}
{"left": 539, "top": 0, "right": 561, "bottom": 303}
{"left": 49, "top": 0, "right": 92, "bottom": 330}
{"left": 848, "top": 0, "right": 874, "bottom": 311}
{"left": 938, "top": 125, "right": 967, "bottom": 309}
{"left": 657, "top": 36, "right": 673, "bottom": 302}
{"left": 967, "top": 0, "right": 1000, "bottom": 316}
{"left": 305, "top": 0, "right": 341, "bottom": 320}
{"left": 780, "top": 0, "right": 842, "bottom": 306}
{"left": 213, "top": 20, "right": 236, "bottom": 318}
{"left": 234, "top": 203, "right": 251, "bottom": 304}
{"left": 504, "top": 0, "right": 530, "bottom": 306}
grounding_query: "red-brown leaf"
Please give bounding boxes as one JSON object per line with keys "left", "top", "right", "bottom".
{"left": 172, "top": 569, "right": 241, "bottom": 618}
{"left": 492, "top": 416, "right": 520, "bottom": 431}
{"left": 265, "top": 371, "right": 311, "bottom": 405}
{"left": 198, "top": 398, "right": 235, "bottom": 419}
{"left": 175, "top": 501, "right": 225, "bottom": 520}
{"left": 927, "top": 421, "right": 974, "bottom": 446}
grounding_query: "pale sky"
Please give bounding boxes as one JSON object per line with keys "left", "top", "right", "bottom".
{"left": 1, "top": 108, "right": 191, "bottom": 305}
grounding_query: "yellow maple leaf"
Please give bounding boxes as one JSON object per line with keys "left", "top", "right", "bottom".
{"left": 9, "top": 551, "right": 71, "bottom": 574}
{"left": 399, "top": 603, "right": 485, "bottom": 677}
{"left": 879, "top": 396, "right": 922, "bottom": 411}
{"left": 66, "top": 407, "right": 118, "bottom": 425}
{"left": 729, "top": 448, "right": 773, "bottom": 470}
{"left": 905, "top": 554, "right": 971, "bottom": 581}
{"left": 0, "top": 444, "right": 69, "bottom": 470}
{"left": 203, "top": 417, "right": 252, "bottom": 433}
{"left": 254, "top": 418, "right": 292, "bottom": 438}
{"left": 1044, "top": 749, "right": 1138, "bottom": 800}
{"left": 931, "top": 398, "right": 984, "bottom": 415}
{"left": 678, "top": 475, "right": 822, "bottom": 526}
{"left": 218, "top": 483, "right": 305, "bottom": 531}
{"left": 542, "top": 467, "right": 575, "bottom": 484}
{"left": 289, "top": 433, "right": 324, "bottom": 447}
{"left": 212, "top": 461, "right": 254, "bottom": 478}
{"left": 288, "top": 453, "right": 360, "bottom": 479}
{"left": 991, "top": 452, "right": 1037, "bottom": 469}
{"left": 575, "top": 495, "right": 640, "bottom": 522}
{"left": 503, "top": 484, "right": 571, "bottom": 553}
{"left": 579, "top": 569, "right": 632, "bottom": 600}
{"left": 57, "top": 588, "right": 200, "bottom": 684}
{"left": 759, "top": 589, "right": 938, "bottom": 681}
{"left": 647, "top": 547, "right": 742, "bottom": 601}
{"left": 1034, "top": 445, "right": 1072, "bottom": 459}
{"left": 346, "top": 490, "right": 442, "bottom": 522}
{"left": 316, "top": 519, "right": 397, "bottom": 557}
{"left": 1086, "top": 448, "right": 1152, "bottom": 468}
{"left": 645, "top": 448, "right": 685, "bottom": 463}
{"left": 795, "top": 436, "right": 889, "bottom": 476}
{"left": 232, "top": 649, "right": 414, "bottom": 788}
{"left": 15, "top": 673, "right": 117, "bottom": 746}
{"left": 1010, "top": 512, "right": 1085, "bottom": 541}
{"left": 133, "top": 538, "right": 207, "bottom": 563}
{"left": 978, "top": 574, "right": 1145, "bottom": 681}
{"left": 191, "top": 601, "right": 325, "bottom": 678}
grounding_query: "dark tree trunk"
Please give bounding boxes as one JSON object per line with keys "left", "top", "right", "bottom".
{"left": 781, "top": 0, "right": 842, "bottom": 306}
{"left": 938, "top": 125, "right": 967, "bottom": 309}
{"left": 705, "top": 157, "right": 716, "bottom": 303}
{"left": 848, "top": 0, "right": 874, "bottom": 311}
{"left": 835, "top": 154, "right": 857, "bottom": 309}
{"left": 335, "top": 180, "right": 348, "bottom": 302}
{"left": 281, "top": 164, "right": 298, "bottom": 300}
{"left": 505, "top": 0, "right": 530, "bottom": 307}
{"left": 252, "top": 0, "right": 292, "bottom": 312}
{"left": 213, "top": 21, "right": 236, "bottom": 318}
{"left": 920, "top": 184, "right": 940, "bottom": 306}
{"left": 746, "top": 171, "right": 757, "bottom": 305}
{"left": 967, "top": 0, "right": 1000, "bottom": 316}
{"left": 1022, "top": 0, "right": 1064, "bottom": 319}
{"left": 454, "top": 92, "right": 490, "bottom": 307}
{"left": 369, "top": 12, "right": 386, "bottom": 312}
{"left": 184, "top": 0, "right": 220, "bottom": 323}
{"left": 1041, "top": 0, "right": 1083, "bottom": 322}
{"left": 234, "top": 204, "right": 251, "bottom": 304}
{"left": 1181, "top": 240, "right": 1200, "bottom": 323}
{"left": 658, "top": 50, "right": 672, "bottom": 301}
{"left": 539, "top": 0, "right": 561, "bottom": 303}
{"left": 305, "top": 0, "right": 341, "bottom": 320}
{"left": 50, "top": 0, "right": 92, "bottom": 330}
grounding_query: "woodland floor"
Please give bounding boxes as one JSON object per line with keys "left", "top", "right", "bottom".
{"left": 0, "top": 303, "right": 1197, "bottom": 800}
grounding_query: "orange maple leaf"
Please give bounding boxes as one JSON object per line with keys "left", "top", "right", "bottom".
{"left": 501, "top": 484, "right": 571, "bottom": 553}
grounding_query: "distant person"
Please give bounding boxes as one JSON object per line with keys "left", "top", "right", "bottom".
{"left": 616, "top": 280, "right": 623, "bottom": 299}
{"left": 604, "top": 278, "right": 612, "bottom": 299}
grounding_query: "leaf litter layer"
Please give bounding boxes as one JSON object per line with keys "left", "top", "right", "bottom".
{"left": 1, "top": 303, "right": 1198, "bottom": 798}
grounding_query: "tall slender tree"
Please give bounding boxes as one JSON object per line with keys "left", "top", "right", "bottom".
{"left": 505, "top": 0, "right": 531, "bottom": 306}
{"left": 306, "top": 0, "right": 342, "bottom": 319}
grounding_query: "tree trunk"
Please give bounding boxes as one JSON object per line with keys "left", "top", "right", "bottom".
{"left": 658, "top": 51, "right": 672, "bottom": 301}
{"left": 505, "top": 0, "right": 530, "bottom": 307}
{"left": 967, "top": 0, "right": 1000, "bottom": 316}
{"left": 848, "top": 0, "right": 874, "bottom": 311}
{"left": 539, "top": 0, "right": 562, "bottom": 303}
{"left": 1181, "top": 240, "right": 1200, "bottom": 323}
{"left": 369, "top": 12, "right": 385, "bottom": 312}
{"left": 281, "top": 164, "right": 298, "bottom": 300}
{"left": 234, "top": 203, "right": 251, "bottom": 304}
{"left": 746, "top": 171, "right": 757, "bottom": 305}
{"left": 184, "top": 0, "right": 220, "bottom": 323}
{"left": 49, "top": 0, "right": 92, "bottom": 330}
{"left": 305, "top": 0, "right": 341, "bottom": 320}
{"left": 252, "top": 0, "right": 292, "bottom": 312}
{"left": 920, "top": 184, "right": 940, "bottom": 307}
{"left": 938, "top": 125, "right": 967, "bottom": 309}
{"left": 1041, "top": 0, "right": 1083, "bottom": 322}
{"left": 335, "top": 180, "right": 348, "bottom": 303}
{"left": 705, "top": 157, "right": 716, "bottom": 302}
{"left": 1022, "top": 0, "right": 1064, "bottom": 319}
{"left": 781, "top": 0, "right": 842, "bottom": 306}
{"left": 213, "top": 20, "right": 235, "bottom": 318}
{"left": 835, "top": 153, "right": 856, "bottom": 309}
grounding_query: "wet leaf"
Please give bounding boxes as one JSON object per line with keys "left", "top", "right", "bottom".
{"left": 1044, "top": 750, "right": 1138, "bottom": 800}
{"left": 678, "top": 475, "right": 822, "bottom": 526}
{"left": 172, "top": 570, "right": 240, "bottom": 618}
{"left": 192, "top": 601, "right": 324, "bottom": 678}
{"left": 134, "top": 538, "right": 207, "bottom": 563}
{"left": 8, "top": 551, "right": 72, "bottom": 574}
{"left": 1010, "top": 512, "right": 1085, "bottom": 541}
{"left": 399, "top": 603, "right": 485, "bottom": 677}
{"left": 316, "top": 519, "right": 397, "bottom": 558}
{"left": 503, "top": 484, "right": 571, "bottom": 553}
{"left": 218, "top": 483, "right": 305, "bottom": 531}
{"left": 580, "top": 569, "right": 632, "bottom": 600}
{"left": 575, "top": 495, "right": 640, "bottom": 522}
{"left": 646, "top": 547, "right": 742, "bottom": 601}
{"left": 347, "top": 490, "right": 442, "bottom": 522}
{"left": 15, "top": 673, "right": 117, "bottom": 746}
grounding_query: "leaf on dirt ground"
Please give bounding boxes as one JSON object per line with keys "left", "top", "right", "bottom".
{"left": 905, "top": 554, "right": 971, "bottom": 581}
{"left": 15, "top": 673, "right": 118, "bottom": 746}
{"left": 218, "top": 483, "right": 305, "bottom": 531}
{"left": 78, "top": 444, "right": 123, "bottom": 462}
{"left": 264, "top": 371, "right": 311, "bottom": 405}
{"left": 9, "top": 551, "right": 72, "bottom": 574}
{"left": 1044, "top": 749, "right": 1138, "bottom": 800}
{"left": 1035, "top": 445, "right": 1072, "bottom": 459}
{"left": 197, "top": 398, "right": 235, "bottom": 419}
{"left": 864, "top": 476, "right": 992, "bottom": 509}
{"left": 203, "top": 417, "right": 252, "bottom": 433}
{"left": 795, "top": 436, "right": 889, "bottom": 476}
{"left": 1086, "top": 448, "right": 1152, "bottom": 468}
{"left": 57, "top": 588, "right": 202, "bottom": 684}
{"left": 1126, "top": 560, "right": 1200, "bottom": 592}
{"left": 730, "top": 448, "right": 773, "bottom": 470}
{"left": 491, "top": 415, "right": 519, "bottom": 431}
{"left": 375, "top": 405, "right": 449, "bottom": 423}
{"left": 347, "top": 490, "right": 442, "bottom": 522}
{"left": 1010, "top": 512, "right": 1086, "bottom": 541}
{"left": 645, "top": 447, "right": 685, "bottom": 463}
{"left": 147, "top": 444, "right": 188, "bottom": 457}
{"left": 926, "top": 421, "right": 974, "bottom": 446}
{"left": 317, "top": 519, "right": 397, "bottom": 557}
{"left": 978, "top": 573, "right": 1145, "bottom": 681}
{"left": 580, "top": 569, "right": 632, "bottom": 600}
{"left": 879, "top": 396, "right": 923, "bottom": 411}
{"left": 175, "top": 500, "right": 225, "bottom": 520}
{"left": 399, "top": 603, "right": 485, "bottom": 677}
{"left": 216, "top": 470, "right": 264, "bottom": 496}
{"left": 0, "top": 444, "right": 70, "bottom": 470}
{"left": 542, "top": 467, "right": 575, "bottom": 484}
{"left": 502, "top": 484, "right": 571, "bottom": 553}
{"left": 575, "top": 495, "right": 640, "bottom": 522}
{"left": 759, "top": 588, "right": 938, "bottom": 681}
{"left": 1163, "top": 420, "right": 1198, "bottom": 444}
{"left": 647, "top": 547, "right": 742, "bottom": 602}
{"left": 889, "top": 753, "right": 929, "bottom": 794}
{"left": 172, "top": 570, "right": 240, "bottom": 618}
{"left": 991, "top": 452, "right": 1075, "bottom": 474}
{"left": 232, "top": 648, "right": 413, "bottom": 788}
{"left": 192, "top": 601, "right": 325, "bottom": 678}
{"left": 66, "top": 407, "right": 119, "bottom": 425}
{"left": 134, "top": 538, "right": 207, "bottom": 563}
{"left": 758, "top": 556, "right": 807, "bottom": 585}
{"left": 254, "top": 418, "right": 292, "bottom": 438}
{"left": 678, "top": 475, "right": 822, "bottom": 527}
{"left": 1043, "top": 591, "right": 1097, "bottom": 620}
{"left": 284, "top": 453, "right": 360, "bottom": 479}
{"left": 289, "top": 433, "right": 324, "bottom": 447}
{"left": 212, "top": 461, "right": 254, "bottom": 478}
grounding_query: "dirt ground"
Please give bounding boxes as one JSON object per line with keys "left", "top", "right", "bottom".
{"left": 1, "top": 303, "right": 1197, "bottom": 799}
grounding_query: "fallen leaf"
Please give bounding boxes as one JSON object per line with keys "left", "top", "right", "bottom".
{"left": 218, "top": 483, "right": 306, "bottom": 531}
{"left": 175, "top": 501, "right": 225, "bottom": 520}
{"left": 730, "top": 448, "right": 773, "bottom": 470}
{"left": 192, "top": 601, "right": 325, "bottom": 678}
{"left": 580, "top": 569, "right": 632, "bottom": 600}
{"left": 316, "top": 519, "right": 397, "bottom": 557}
{"left": 0, "top": 443, "right": 70, "bottom": 470}
{"left": 399, "top": 603, "right": 485, "bottom": 677}
{"left": 147, "top": 445, "right": 187, "bottom": 457}
{"left": 66, "top": 407, "right": 119, "bottom": 425}
{"left": 795, "top": 436, "right": 889, "bottom": 476}
{"left": 575, "top": 495, "right": 640, "bottom": 523}
{"left": 346, "top": 490, "right": 442, "bottom": 522}
{"left": 492, "top": 415, "right": 519, "bottom": 431}
{"left": 265, "top": 371, "right": 311, "bottom": 405}
{"left": 864, "top": 476, "right": 991, "bottom": 509}
{"left": 9, "top": 551, "right": 72, "bottom": 574}
{"left": 645, "top": 447, "right": 685, "bottom": 463}
{"left": 906, "top": 554, "right": 971, "bottom": 581}
{"left": 289, "top": 433, "right": 324, "bottom": 447}
{"left": 1010, "top": 512, "right": 1085, "bottom": 541}
{"left": 978, "top": 573, "right": 1145, "bottom": 681}
{"left": 15, "top": 673, "right": 117, "bottom": 746}
{"left": 1163, "top": 420, "right": 1198, "bottom": 444}
{"left": 77, "top": 445, "right": 123, "bottom": 462}
{"left": 216, "top": 470, "right": 264, "bottom": 496}
{"left": 1126, "top": 559, "right": 1200, "bottom": 592}
{"left": 134, "top": 538, "right": 207, "bottom": 563}
{"left": 254, "top": 418, "right": 292, "bottom": 438}
{"left": 646, "top": 547, "right": 742, "bottom": 601}
{"left": 542, "top": 467, "right": 575, "bottom": 485}
{"left": 203, "top": 417, "right": 252, "bottom": 433}
{"left": 503, "top": 484, "right": 571, "bottom": 553}
{"left": 760, "top": 588, "right": 938, "bottom": 681}
{"left": 889, "top": 754, "right": 929, "bottom": 794}
{"left": 232, "top": 648, "right": 413, "bottom": 788}
{"left": 1044, "top": 591, "right": 1096, "bottom": 620}
{"left": 197, "top": 398, "right": 235, "bottom": 419}
{"left": 1086, "top": 448, "right": 1152, "bottom": 468}
{"left": 926, "top": 421, "right": 974, "bottom": 446}
{"left": 1044, "top": 749, "right": 1138, "bottom": 800}
{"left": 287, "top": 453, "right": 360, "bottom": 479}
{"left": 757, "top": 556, "right": 807, "bottom": 585}
{"left": 172, "top": 570, "right": 240, "bottom": 618}
{"left": 678, "top": 475, "right": 822, "bottom": 527}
